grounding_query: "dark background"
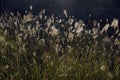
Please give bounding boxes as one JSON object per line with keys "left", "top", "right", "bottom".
{"left": 0, "top": 0, "right": 120, "bottom": 19}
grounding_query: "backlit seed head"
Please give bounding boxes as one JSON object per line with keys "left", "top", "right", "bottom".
{"left": 100, "top": 65, "right": 106, "bottom": 71}
{"left": 30, "top": 5, "right": 33, "bottom": 10}
{"left": 33, "top": 52, "right": 36, "bottom": 56}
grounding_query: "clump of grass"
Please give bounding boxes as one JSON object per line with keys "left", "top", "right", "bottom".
{"left": 0, "top": 10, "right": 120, "bottom": 80}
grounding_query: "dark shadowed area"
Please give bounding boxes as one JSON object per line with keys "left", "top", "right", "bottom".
{"left": 0, "top": 0, "right": 120, "bottom": 19}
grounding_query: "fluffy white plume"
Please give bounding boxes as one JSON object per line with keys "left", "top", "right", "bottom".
{"left": 30, "top": 5, "right": 33, "bottom": 10}
{"left": 49, "top": 26, "right": 59, "bottom": 36}
{"left": 68, "top": 19, "right": 74, "bottom": 25}
{"left": 101, "top": 24, "right": 110, "bottom": 33}
{"left": 63, "top": 9, "right": 68, "bottom": 17}
{"left": 24, "top": 12, "right": 33, "bottom": 22}
{"left": 75, "top": 20, "right": 85, "bottom": 35}
{"left": 111, "top": 19, "right": 119, "bottom": 29}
